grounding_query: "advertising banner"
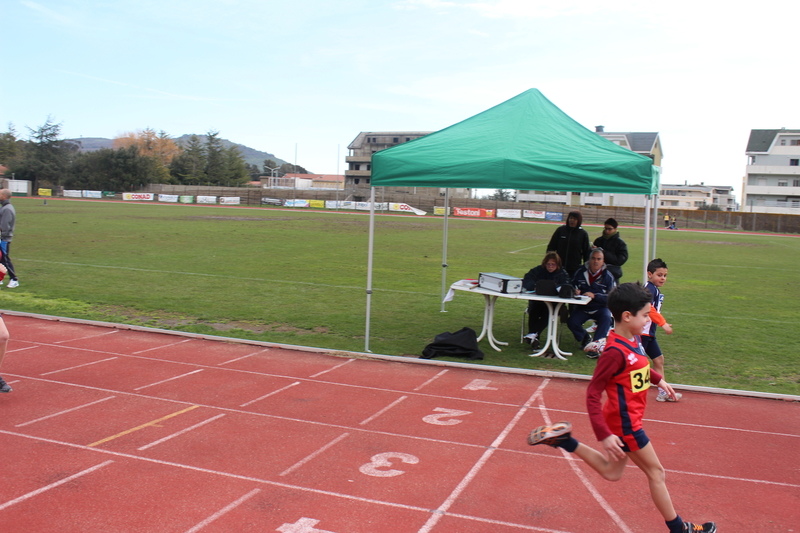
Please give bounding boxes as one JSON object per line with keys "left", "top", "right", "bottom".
{"left": 433, "top": 206, "right": 451, "bottom": 216}
{"left": 355, "top": 202, "right": 388, "bottom": 211}
{"left": 102, "top": 191, "right": 116, "bottom": 198}
{"left": 82, "top": 190, "right": 102, "bottom": 199}
{"left": 38, "top": 188, "right": 52, "bottom": 197}
{"left": 64, "top": 190, "right": 82, "bottom": 198}
{"left": 496, "top": 209, "right": 521, "bottom": 219}
{"left": 545, "top": 211, "right": 564, "bottom": 222}
{"left": 219, "top": 197, "right": 241, "bottom": 205}
{"left": 261, "top": 197, "right": 283, "bottom": 206}
{"left": 197, "top": 196, "right": 217, "bottom": 204}
{"left": 285, "top": 199, "right": 310, "bottom": 208}
{"left": 453, "top": 207, "right": 495, "bottom": 218}
{"left": 523, "top": 210, "right": 546, "bottom": 219}
{"left": 179, "top": 196, "right": 195, "bottom": 203}
{"left": 309, "top": 200, "right": 325, "bottom": 209}
{"left": 123, "top": 192, "right": 155, "bottom": 201}
{"left": 158, "top": 194, "right": 179, "bottom": 203}
{"left": 389, "top": 203, "right": 426, "bottom": 216}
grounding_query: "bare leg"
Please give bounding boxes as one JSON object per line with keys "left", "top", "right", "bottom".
{"left": 626, "top": 442, "right": 677, "bottom": 521}
{"left": 652, "top": 356, "right": 665, "bottom": 382}
{"left": 0, "top": 316, "right": 8, "bottom": 369}
{"left": 572, "top": 443, "right": 629, "bottom": 481}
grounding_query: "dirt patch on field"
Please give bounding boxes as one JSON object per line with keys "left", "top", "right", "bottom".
{"left": 96, "top": 306, "right": 326, "bottom": 335}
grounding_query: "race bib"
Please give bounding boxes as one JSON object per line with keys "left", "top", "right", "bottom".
{"left": 630, "top": 366, "right": 651, "bottom": 393}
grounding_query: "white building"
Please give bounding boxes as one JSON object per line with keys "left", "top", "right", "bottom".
{"left": 658, "top": 183, "right": 736, "bottom": 211}
{"left": 742, "top": 129, "right": 800, "bottom": 213}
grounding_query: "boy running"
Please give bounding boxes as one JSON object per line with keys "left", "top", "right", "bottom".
{"left": 643, "top": 258, "right": 680, "bottom": 402}
{"left": 528, "top": 283, "right": 716, "bottom": 533}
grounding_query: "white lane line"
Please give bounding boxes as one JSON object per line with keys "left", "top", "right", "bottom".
{"left": 538, "top": 398, "right": 634, "bottom": 533}
{"left": 133, "top": 369, "right": 204, "bottom": 391}
{"left": 0, "top": 460, "right": 114, "bottom": 511}
{"left": 54, "top": 330, "right": 119, "bottom": 344}
{"left": 413, "top": 369, "right": 448, "bottom": 391}
{"left": 40, "top": 357, "right": 118, "bottom": 376}
{"left": 217, "top": 349, "right": 269, "bottom": 366}
{"left": 417, "top": 380, "right": 551, "bottom": 533}
{"left": 133, "top": 338, "right": 192, "bottom": 354}
{"left": 359, "top": 396, "right": 408, "bottom": 426}
{"left": 7, "top": 346, "right": 40, "bottom": 353}
{"left": 240, "top": 381, "right": 301, "bottom": 407}
{"left": 279, "top": 433, "right": 350, "bottom": 477}
{"left": 509, "top": 243, "right": 547, "bottom": 254}
{"left": 309, "top": 358, "right": 355, "bottom": 378}
{"left": 138, "top": 414, "right": 227, "bottom": 451}
{"left": 183, "top": 488, "right": 261, "bottom": 533}
{"left": 15, "top": 396, "right": 116, "bottom": 427}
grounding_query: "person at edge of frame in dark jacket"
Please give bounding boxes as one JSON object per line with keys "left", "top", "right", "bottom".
{"left": 547, "top": 210, "right": 591, "bottom": 277}
{"left": 593, "top": 217, "right": 628, "bottom": 281}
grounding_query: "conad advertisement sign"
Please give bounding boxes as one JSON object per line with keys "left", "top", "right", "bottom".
{"left": 453, "top": 207, "right": 494, "bottom": 218}
{"left": 122, "top": 193, "right": 155, "bottom": 201}
{"left": 389, "top": 203, "right": 426, "bottom": 215}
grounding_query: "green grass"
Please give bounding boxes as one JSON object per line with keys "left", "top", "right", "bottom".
{"left": 3, "top": 198, "right": 799, "bottom": 395}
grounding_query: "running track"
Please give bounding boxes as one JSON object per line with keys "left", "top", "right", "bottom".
{"left": 0, "top": 313, "right": 797, "bottom": 532}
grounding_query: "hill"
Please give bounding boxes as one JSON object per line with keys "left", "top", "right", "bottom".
{"left": 68, "top": 135, "right": 291, "bottom": 170}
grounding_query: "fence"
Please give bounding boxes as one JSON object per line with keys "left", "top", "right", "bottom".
{"left": 95, "top": 184, "right": 800, "bottom": 235}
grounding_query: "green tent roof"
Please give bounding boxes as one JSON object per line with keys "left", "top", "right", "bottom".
{"left": 371, "top": 89, "right": 659, "bottom": 195}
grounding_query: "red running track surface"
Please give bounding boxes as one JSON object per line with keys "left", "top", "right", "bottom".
{"left": 0, "top": 314, "right": 797, "bottom": 532}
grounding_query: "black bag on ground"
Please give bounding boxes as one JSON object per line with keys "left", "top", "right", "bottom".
{"left": 421, "top": 327, "right": 484, "bottom": 360}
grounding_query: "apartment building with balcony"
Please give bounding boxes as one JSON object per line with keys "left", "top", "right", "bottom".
{"left": 742, "top": 129, "right": 800, "bottom": 213}
{"left": 345, "top": 131, "right": 471, "bottom": 200}
{"left": 659, "top": 183, "right": 736, "bottom": 210}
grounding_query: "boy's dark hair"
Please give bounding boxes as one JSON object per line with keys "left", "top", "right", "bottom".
{"left": 647, "top": 258, "right": 668, "bottom": 273}
{"left": 607, "top": 282, "right": 652, "bottom": 321}
{"left": 604, "top": 217, "right": 618, "bottom": 228}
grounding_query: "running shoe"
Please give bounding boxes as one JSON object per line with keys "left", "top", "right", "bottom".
{"left": 683, "top": 522, "right": 716, "bottom": 532}
{"left": 656, "top": 390, "right": 683, "bottom": 402}
{"left": 7, "top": 280, "right": 18, "bottom": 288}
{"left": 527, "top": 422, "right": 572, "bottom": 447}
{"left": 583, "top": 337, "right": 606, "bottom": 353}
{"left": 585, "top": 323, "right": 597, "bottom": 333}
{"left": 0, "top": 376, "right": 11, "bottom": 393}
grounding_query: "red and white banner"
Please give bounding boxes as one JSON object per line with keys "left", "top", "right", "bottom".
{"left": 453, "top": 207, "right": 495, "bottom": 218}
{"left": 123, "top": 192, "right": 155, "bottom": 201}
{"left": 523, "top": 210, "right": 546, "bottom": 219}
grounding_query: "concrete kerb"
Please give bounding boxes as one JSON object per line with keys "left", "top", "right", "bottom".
{"left": 3, "top": 309, "right": 798, "bottom": 403}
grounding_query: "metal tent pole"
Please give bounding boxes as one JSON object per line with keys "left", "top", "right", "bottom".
{"left": 365, "top": 187, "right": 376, "bottom": 352}
{"left": 440, "top": 188, "right": 450, "bottom": 312}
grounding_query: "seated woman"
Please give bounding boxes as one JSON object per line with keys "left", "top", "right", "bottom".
{"left": 522, "top": 252, "right": 570, "bottom": 350}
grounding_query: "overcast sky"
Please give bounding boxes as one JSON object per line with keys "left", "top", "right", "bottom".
{"left": 3, "top": 0, "right": 799, "bottom": 200}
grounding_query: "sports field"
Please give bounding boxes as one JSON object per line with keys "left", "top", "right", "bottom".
{"left": 2, "top": 197, "right": 798, "bottom": 395}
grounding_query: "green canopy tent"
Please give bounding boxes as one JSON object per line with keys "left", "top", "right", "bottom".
{"left": 363, "top": 89, "right": 661, "bottom": 351}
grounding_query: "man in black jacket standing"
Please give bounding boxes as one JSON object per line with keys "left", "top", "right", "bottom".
{"left": 592, "top": 218, "right": 628, "bottom": 281}
{"left": 547, "top": 210, "right": 591, "bottom": 277}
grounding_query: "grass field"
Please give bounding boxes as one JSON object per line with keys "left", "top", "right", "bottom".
{"left": 2, "top": 197, "right": 798, "bottom": 395}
